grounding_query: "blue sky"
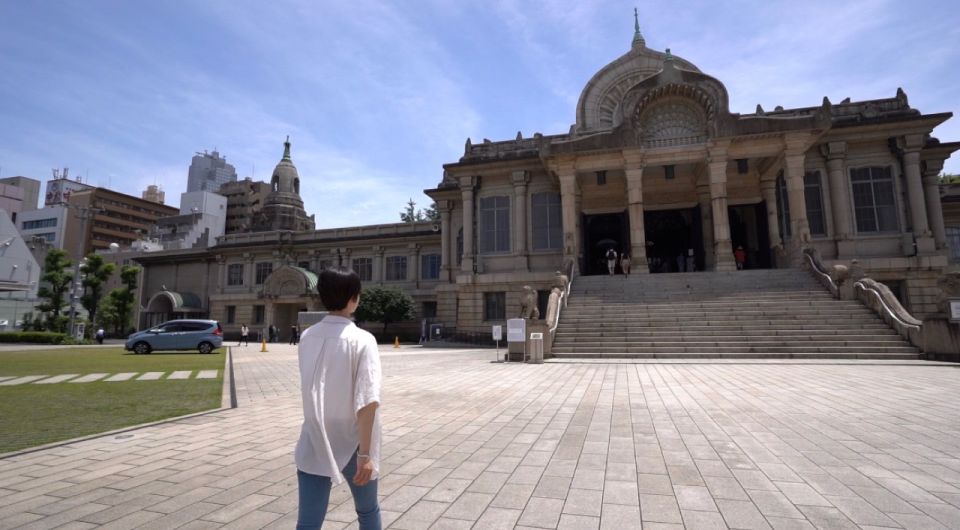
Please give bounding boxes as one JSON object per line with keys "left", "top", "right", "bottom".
{"left": 1, "top": 0, "right": 958, "bottom": 228}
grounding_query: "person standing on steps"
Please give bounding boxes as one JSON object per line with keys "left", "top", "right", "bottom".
{"left": 734, "top": 246, "right": 747, "bottom": 270}
{"left": 290, "top": 324, "right": 299, "bottom": 345}
{"left": 605, "top": 247, "right": 618, "bottom": 276}
{"left": 239, "top": 324, "right": 249, "bottom": 346}
{"left": 295, "top": 267, "right": 382, "bottom": 530}
{"left": 620, "top": 253, "right": 631, "bottom": 277}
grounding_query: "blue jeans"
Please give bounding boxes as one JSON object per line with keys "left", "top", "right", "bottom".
{"left": 296, "top": 452, "right": 381, "bottom": 530}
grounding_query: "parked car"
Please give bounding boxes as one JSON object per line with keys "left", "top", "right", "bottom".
{"left": 125, "top": 319, "right": 223, "bottom": 354}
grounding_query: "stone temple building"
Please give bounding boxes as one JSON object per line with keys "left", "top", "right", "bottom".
{"left": 133, "top": 18, "right": 957, "bottom": 342}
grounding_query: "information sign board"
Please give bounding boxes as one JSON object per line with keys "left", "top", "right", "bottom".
{"left": 506, "top": 318, "right": 526, "bottom": 342}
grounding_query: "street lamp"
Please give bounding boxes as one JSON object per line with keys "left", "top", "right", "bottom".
{"left": 67, "top": 205, "right": 102, "bottom": 339}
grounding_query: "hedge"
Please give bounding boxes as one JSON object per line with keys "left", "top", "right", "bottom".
{"left": 0, "top": 332, "right": 69, "bottom": 344}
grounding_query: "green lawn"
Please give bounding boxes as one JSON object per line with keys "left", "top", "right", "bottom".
{"left": 0, "top": 347, "right": 226, "bottom": 454}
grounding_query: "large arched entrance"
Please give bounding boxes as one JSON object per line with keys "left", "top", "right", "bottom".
{"left": 260, "top": 265, "right": 320, "bottom": 340}
{"left": 582, "top": 212, "right": 630, "bottom": 275}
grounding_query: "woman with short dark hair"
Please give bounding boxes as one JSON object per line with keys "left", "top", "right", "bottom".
{"left": 295, "top": 267, "right": 381, "bottom": 530}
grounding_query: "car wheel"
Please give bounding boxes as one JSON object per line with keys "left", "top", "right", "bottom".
{"left": 198, "top": 342, "right": 213, "bottom": 354}
{"left": 133, "top": 342, "right": 151, "bottom": 355}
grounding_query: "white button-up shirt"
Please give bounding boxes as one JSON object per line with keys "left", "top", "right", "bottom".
{"left": 294, "top": 315, "right": 381, "bottom": 483}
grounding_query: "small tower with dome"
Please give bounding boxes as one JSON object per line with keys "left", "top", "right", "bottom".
{"left": 255, "top": 136, "right": 316, "bottom": 232}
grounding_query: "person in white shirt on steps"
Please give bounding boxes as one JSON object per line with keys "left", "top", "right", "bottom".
{"left": 295, "top": 267, "right": 382, "bottom": 530}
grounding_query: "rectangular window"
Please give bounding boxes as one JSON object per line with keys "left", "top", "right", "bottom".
{"left": 22, "top": 218, "right": 57, "bottom": 230}
{"left": 352, "top": 258, "right": 372, "bottom": 281}
{"left": 35, "top": 232, "right": 56, "bottom": 242}
{"left": 596, "top": 170, "right": 607, "bottom": 185}
{"left": 421, "top": 254, "right": 441, "bottom": 280}
{"left": 775, "top": 173, "right": 791, "bottom": 239}
{"left": 483, "top": 292, "right": 506, "bottom": 321}
{"left": 479, "top": 196, "right": 510, "bottom": 254}
{"left": 385, "top": 256, "right": 407, "bottom": 281}
{"left": 537, "top": 290, "right": 549, "bottom": 321}
{"left": 851, "top": 166, "right": 898, "bottom": 233}
{"left": 804, "top": 171, "right": 827, "bottom": 236}
{"left": 253, "top": 305, "right": 265, "bottom": 325}
{"left": 736, "top": 159, "right": 749, "bottom": 174}
{"left": 255, "top": 262, "right": 273, "bottom": 284}
{"left": 226, "top": 305, "right": 236, "bottom": 324}
{"left": 532, "top": 192, "right": 562, "bottom": 250}
{"left": 227, "top": 264, "right": 244, "bottom": 286}
{"left": 948, "top": 227, "right": 960, "bottom": 262}
{"left": 663, "top": 165, "right": 675, "bottom": 180}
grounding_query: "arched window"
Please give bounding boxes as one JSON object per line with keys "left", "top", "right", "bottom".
{"left": 294, "top": 178, "right": 300, "bottom": 194}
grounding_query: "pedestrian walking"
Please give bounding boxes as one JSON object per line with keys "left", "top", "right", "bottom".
{"left": 290, "top": 324, "right": 299, "bottom": 345}
{"left": 239, "top": 324, "right": 249, "bottom": 346}
{"left": 605, "top": 248, "right": 618, "bottom": 276}
{"left": 620, "top": 253, "right": 631, "bottom": 277}
{"left": 95, "top": 328, "right": 105, "bottom": 345}
{"left": 296, "top": 267, "right": 382, "bottom": 529}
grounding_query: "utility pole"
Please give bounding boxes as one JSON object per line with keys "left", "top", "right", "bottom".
{"left": 67, "top": 205, "right": 102, "bottom": 339}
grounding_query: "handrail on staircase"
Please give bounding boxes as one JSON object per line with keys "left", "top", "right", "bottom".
{"left": 548, "top": 260, "right": 575, "bottom": 335}
{"left": 854, "top": 278, "right": 922, "bottom": 345}
{"left": 802, "top": 247, "right": 839, "bottom": 299}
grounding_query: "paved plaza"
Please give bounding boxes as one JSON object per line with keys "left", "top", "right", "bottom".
{"left": 1, "top": 345, "right": 960, "bottom": 529}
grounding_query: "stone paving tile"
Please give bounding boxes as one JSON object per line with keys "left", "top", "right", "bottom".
{"left": 0, "top": 375, "right": 48, "bottom": 385}
{"left": 68, "top": 373, "right": 109, "bottom": 383}
{"left": 135, "top": 371, "right": 164, "bottom": 380}
{"left": 33, "top": 374, "right": 80, "bottom": 384}
{"left": 104, "top": 372, "right": 138, "bottom": 382}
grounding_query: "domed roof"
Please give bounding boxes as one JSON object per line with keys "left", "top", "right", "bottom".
{"left": 575, "top": 11, "right": 701, "bottom": 134}
{"left": 271, "top": 136, "right": 300, "bottom": 192}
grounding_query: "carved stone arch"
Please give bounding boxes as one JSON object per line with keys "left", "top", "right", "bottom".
{"left": 261, "top": 265, "right": 317, "bottom": 298}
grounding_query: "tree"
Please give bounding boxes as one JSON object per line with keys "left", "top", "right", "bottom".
{"left": 107, "top": 265, "right": 139, "bottom": 336}
{"left": 80, "top": 254, "right": 115, "bottom": 335}
{"left": 96, "top": 295, "right": 120, "bottom": 336}
{"left": 399, "top": 199, "right": 440, "bottom": 223}
{"left": 353, "top": 286, "right": 415, "bottom": 336}
{"left": 35, "top": 249, "right": 73, "bottom": 332}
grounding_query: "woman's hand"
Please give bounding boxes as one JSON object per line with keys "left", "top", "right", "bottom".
{"left": 353, "top": 455, "right": 375, "bottom": 486}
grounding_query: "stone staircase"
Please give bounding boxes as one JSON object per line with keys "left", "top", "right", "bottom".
{"left": 551, "top": 269, "right": 921, "bottom": 359}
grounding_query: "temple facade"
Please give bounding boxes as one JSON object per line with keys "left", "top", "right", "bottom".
{"left": 425, "top": 19, "right": 958, "bottom": 336}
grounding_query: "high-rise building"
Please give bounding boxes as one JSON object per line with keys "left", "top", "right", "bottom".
{"left": 142, "top": 184, "right": 165, "bottom": 204}
{"left": 186, "top": 150, "right": 237, "bottom": 193}
{"left": 0, "top": 176, "right": 41, "bottom": 212}
{"left": 218, "top": 177, "right": 271, "bottom": 234}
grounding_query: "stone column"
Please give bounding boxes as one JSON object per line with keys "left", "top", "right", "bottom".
{"left": 373, "top": 246, "right": 385, "bottom": 283}
{"left": 783, "top": 147, "right": 810, "bottom": 266}
{"left": 557, "top": 163, "right": 579, "bottom": 274}
{"left": 511, "top": 170, "right": 530, "bottom": 271}
{"left": 759, "top": 179, "right": 782, "bottom": 251}
{"left": 821, "top": 142, "right": 855, "bottom": 257}
{"left": 459, "top": 177, "right": 477, "bottom": 273}
{"left": 409, "top": 243, "right": 420, "bottom": 287}
{"left": 708, "top": 150, "right": 736, "bottom": 271}
{"left": 903, "top": 135, "right": 936, "bottom": 254}
{"left": 439, "top": 200, "right": 453, "bottom": 281}
{"left": 623, "top": 151, "right": 648, "bottom": 270}
{"left": 923, "top": 159, "right": 948, "bottom": 250}
{"left": 245, "top": 254, "right": 255, "bottom": 294}
{"left": 697, "top": 181, "right": 715, "bottom": 271}
{"left": 217, "top": 255, "right": 227, "bottom": 291}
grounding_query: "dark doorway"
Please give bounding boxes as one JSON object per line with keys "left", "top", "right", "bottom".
{"left": 582, "top": 212, "right": 629, "bottom": 275}
{"left": 728, "top": 202, "right": 771, "bottom": 269}
{"left": 644, "top": 208, "right": 704, "bottom": 273}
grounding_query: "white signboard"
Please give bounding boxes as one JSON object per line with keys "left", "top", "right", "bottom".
{"left": 492, "top": 325, "right": 502, "bottom": 341}
{"left": 950, "top": 300, "right": 960, "bottom": 323}
{"left": 506, "top": 318, "right": 526, "bottom": 342}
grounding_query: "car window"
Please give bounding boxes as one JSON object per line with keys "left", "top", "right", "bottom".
{"left": 181, "top": 322, "right": 209, "bottom": 332}
{"left": 162, "top": 324, "right": 185, "bottom": 332}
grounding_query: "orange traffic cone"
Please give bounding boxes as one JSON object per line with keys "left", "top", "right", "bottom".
{"left": 261, "top": 338, "right": 268, "bottom": 352}
{"left": 394, "top": 336, "right": 400, "bottom": 348}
